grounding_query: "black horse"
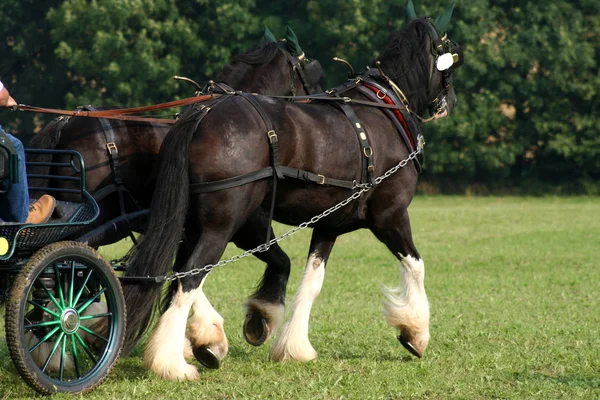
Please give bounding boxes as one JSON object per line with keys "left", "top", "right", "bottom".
{"left": 27, "top": 29, "right": 323, "bottom": 248}
{"left": 124, "top": 15, "right": 464, "bottom": 380}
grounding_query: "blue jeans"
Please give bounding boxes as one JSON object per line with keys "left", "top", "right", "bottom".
{"left": 0, "top": 126, "right": 29, "bottom": 222}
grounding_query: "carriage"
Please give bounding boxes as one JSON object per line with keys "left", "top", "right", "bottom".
{"left": 0, "top": 148, "right": 125, "bottom": 395}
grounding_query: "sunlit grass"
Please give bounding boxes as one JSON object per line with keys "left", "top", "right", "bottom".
{"left": 1, "top": 196, "right": 599, "bottom": 399}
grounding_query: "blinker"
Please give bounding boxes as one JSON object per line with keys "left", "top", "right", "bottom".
{"left": 436, "top": 52, "right": 454, "bottom": 71}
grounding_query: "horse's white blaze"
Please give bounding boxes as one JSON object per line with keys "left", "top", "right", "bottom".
{"left": 144, "top": 283, "right": 200, "bottom": 381}
{"left": 244, "top": 298, "right": 285, "bottom": 339}
{"left": 270, "top": 253, "right": 325, "bottom": 362}
{"left": 26, "top": 331, "right": 74, "bottom": 372}
{"left": 382, "top": 255, "right": 430, "bottom": 346}
{"left": 187, "top": 279, "right": 228, "bottom": 357}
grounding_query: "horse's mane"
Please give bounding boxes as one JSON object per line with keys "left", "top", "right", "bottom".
{"left": 216, "top": 42, "right": 281, "bottom": 89}
{"left": 377, "top": 19, "right": 434, "bottom": 113}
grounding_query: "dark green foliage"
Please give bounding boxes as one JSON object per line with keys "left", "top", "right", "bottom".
{"left": 0, "top": 0, "right": 597, "bottom": 193}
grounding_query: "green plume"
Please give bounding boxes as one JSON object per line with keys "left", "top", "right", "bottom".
{"left": 405, "top": 0, "right": 418, "bottom": 22}
{"left": 285, "top": 26, "right": 304, "bottom": 57}
{"left": 263, "top": 26, "right": 277, "bottom": 43}
{"left": 433, "top": 0, "right": 456, "bottom": 33}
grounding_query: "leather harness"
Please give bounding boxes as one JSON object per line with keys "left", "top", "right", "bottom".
{"left": 189, "top": 69, "right": 421, "bottom": 198}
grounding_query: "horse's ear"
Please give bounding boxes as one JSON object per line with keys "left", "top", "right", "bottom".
{"left": 405, "top": 0, "right": 418, "bottom": 23}
{"left": 262, "top": 26, "right": 277, "bottom": 43}
{"left": 285, "top": 26, "right": 304, "bottom": 58}
{"left": 433, "top": 0, "right": 456, "bottom": 34}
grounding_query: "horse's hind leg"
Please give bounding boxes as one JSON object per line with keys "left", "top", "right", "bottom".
{"left": 144, "top": 280, "right": 203, "bottom": 380}
{"left": 371, "top": 211, "right": 430, "bottom": 358}
{"left": 269, "top": 229, "right": 336, "bottom": 362}
{"left": 144, "top": 231, "right": 230, "bottom": 380}
{"left": 186, "top": 274, "right": 229, "bottom": 369}
{"left": 232, "top": 212, "right": 290, "bottom": 346}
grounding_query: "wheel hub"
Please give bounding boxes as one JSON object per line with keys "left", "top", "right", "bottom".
{"left": 61, "top": 308, "right": 80, "bottom": 334}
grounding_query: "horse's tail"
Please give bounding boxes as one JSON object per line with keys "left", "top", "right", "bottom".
{"left": 26, "top": 118, "right": 67, "bottom": 188}
{"left": 122, "top": 118, "right": 196, "bottom": 348}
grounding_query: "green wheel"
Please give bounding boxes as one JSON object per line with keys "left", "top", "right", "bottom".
{"left": 5, "top": 241, "right": 125, "bottom": 395}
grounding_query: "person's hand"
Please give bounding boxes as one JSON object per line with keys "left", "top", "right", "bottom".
{"left": 6, "top": 96, "right": 17, "bottom": 108}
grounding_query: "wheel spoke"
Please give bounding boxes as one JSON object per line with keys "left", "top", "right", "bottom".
{"left": 29, "top": 326, "right": 61, "bottom": 353}
{"left": 41, "top": 331, "right": 64, "bottom": 373}
{"left": 59, "top": 334, "right": 67, "bottom": 381}
{"left": 72, "top": 270, "right": 93, "bottom": 308}
{"left": 79, "top": 325, "right": 108, "bottom": 343}
{"left": 69, "top": 260, "right": 75, "bottom": 307}
{"left": 77, "top": 288, "right": 106, "bottom": 314}
{"left": 54, "top": 265, "right": 66, "bottom": 309}
{"left": 74, "top": 332, "right": 97, "bottom": 364}
{"left": 24, "top": 320, "right": 61, "bottom": 329}
{"left": 80, "top": 312, "right": 112, "bottom": 321}
{"left": 35, "top": 278, "right": 63, "bottom": 313}
{"left": 27, "top": 299, "right": 60, "bottom": 319}
{"left": 70, "top": 335, "right": 81, "bottom": 379}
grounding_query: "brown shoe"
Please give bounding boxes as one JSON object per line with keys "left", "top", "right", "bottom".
{"left": 26, "top": 194, "right": 56, "bottom": 224}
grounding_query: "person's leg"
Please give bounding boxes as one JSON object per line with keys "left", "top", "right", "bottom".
{"left": 0, "top": 126, "right": 28, "bottom": 222}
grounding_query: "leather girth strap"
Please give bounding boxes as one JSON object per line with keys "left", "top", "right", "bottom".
{"left": 83, "top": 106, "right": 141, "bottom": 244}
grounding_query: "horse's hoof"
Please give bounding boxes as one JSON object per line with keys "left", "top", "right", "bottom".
{"left": 193, "top": 346, "right": 221, "bottom": 369}
{"left": 243, "top": 312, "right": 269, "bottom": 346}
{"left": 397, "top": 335, "right": 422, "bottom": 358}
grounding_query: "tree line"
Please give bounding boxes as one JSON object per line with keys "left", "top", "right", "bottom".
{"left": 1, "top": 0, "right": 598, "bottom": 193}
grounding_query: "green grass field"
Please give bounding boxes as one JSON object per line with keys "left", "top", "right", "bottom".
{"left": 1, "top": 196, "right": 599, "bottom": 399}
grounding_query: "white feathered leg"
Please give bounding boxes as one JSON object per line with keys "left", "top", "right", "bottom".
{"left": 144, "top": 283, "right": 200, "bottom": 380}
{"left": 269, "top": 253, "right": 325, "bottom": 362}
{"left": 382, "top": 254, "right": 430, "bottom": 357}
{"left": 186, "top": 278, "right": 228, "bottom": 362}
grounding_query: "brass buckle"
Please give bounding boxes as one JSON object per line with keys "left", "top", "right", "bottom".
{"left": 106, "top": 142, "right": 118, "bottom": 154}
{"left": 376, "top": 90, "right": 386, "bottom": 100}
{"left": 326, "top": 89, "right": 335, "bottom": 95}
{"left": 267, "top": 130, "right": 277, "bottom": 144}
{"left": 317, "top": 174, "right": 325, "bottom": 184}
{"left": 363, "top": 146, "right": 373, "bottom": 158}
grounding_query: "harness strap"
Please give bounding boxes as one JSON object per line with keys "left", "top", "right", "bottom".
{"left": 83, "top": 106, "right": 142, "bottom": 244}
{"left": 239, "top": 93, "right": 284, "bottom": 180}
{"left": 190, "top": 165, "right": 355, "bottom": 194}
{"left": 332, "top": 100, "right": 376, "bottom": 185}
{"left": 356, "top": 84, "right": 423, "bottom": 173}
{"left": 238, "top": 93, "right": 283, "bottom": 245}
{"left": 280, "top": 50, "right": 314, "bottom": 95}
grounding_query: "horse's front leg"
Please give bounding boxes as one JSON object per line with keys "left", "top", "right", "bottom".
{"left": 269, "top": 229, "right": 337, "bottom": 362}
{"left": 371, "top": 210, "right": 430, "bottom": 358}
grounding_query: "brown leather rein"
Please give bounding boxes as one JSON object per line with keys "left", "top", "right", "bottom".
{"left": 13, "top": 94, "right": 221, "bottom": 124}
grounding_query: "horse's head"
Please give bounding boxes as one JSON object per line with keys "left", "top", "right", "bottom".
{"left": 423, "top": 19, "right": 464, "bottom": 120}
{"left": 217, "top": 26, "right": 324, "bottom": 96}
{"left": 377, "top": 3, "right": 464, "bottom": 122}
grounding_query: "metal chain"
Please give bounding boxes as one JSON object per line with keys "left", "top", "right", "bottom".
{"left": 155, "top": 136, "right": 424, "bottom": 283}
